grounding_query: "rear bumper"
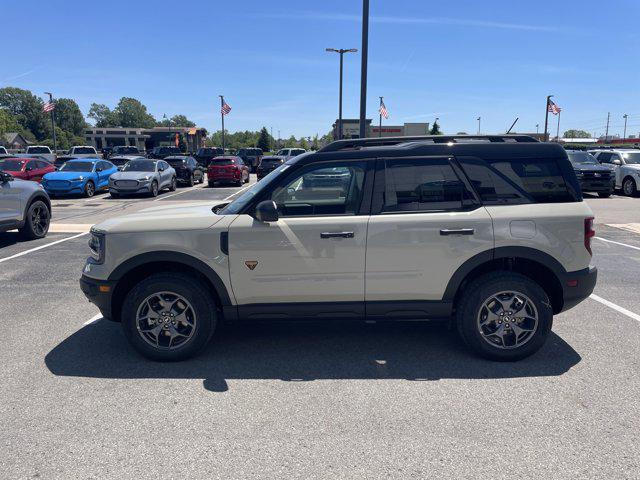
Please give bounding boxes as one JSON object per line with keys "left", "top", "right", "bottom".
{"left": 560, "top": 266, "right": 597, "bottom": 312}
{"left": 80, "top": 274, "right": 115, "bottom": 321}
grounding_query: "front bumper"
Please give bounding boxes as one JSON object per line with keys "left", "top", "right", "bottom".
{"left": 80, "top": 274, "right": 116, "bottom": 321}
{"left": 109, "top": 184, "right": 151, "bottom": 194}
{"left": 560, "top": 266, "right": 597, "bottom": 312}
{"left": 578, "top": 178, "right": 614, "bottom": 193}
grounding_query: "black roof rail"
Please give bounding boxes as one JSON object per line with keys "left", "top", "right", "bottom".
{"left": 319, "top": 134, "right": 539, "bottom": 152}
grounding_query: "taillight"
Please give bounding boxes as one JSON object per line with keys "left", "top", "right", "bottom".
{"left": 584, "top": 217, "right": 595, "bottom": 256}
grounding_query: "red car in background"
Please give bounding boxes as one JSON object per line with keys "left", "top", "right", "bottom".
{"left": 207, "top": 156, "right": 250, "bottom": 187}
{"left": 0, "top": 157, "right": 55, "bottom": 182}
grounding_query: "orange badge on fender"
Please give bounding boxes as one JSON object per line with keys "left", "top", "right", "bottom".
{"left": 245, "top": 261, "right": 258, "bottom": 270}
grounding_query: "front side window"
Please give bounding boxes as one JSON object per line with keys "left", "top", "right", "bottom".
{"left": 271, "top": 162, "right": 367, "bottom": 217}
{"left": 382, "top": 158, "right": 473, "bottom": 213}
{"left": 597, "top": 152, "right": 612, "bottom": 163}
{"left": 622, "top": 152, "right": 640, "bottom": 164}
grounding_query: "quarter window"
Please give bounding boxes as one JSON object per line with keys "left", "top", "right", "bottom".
{"left": 382, "top": 158, "right": 473, "bottom": 213}
{"left": 270, "top": 162, "right": 366, "bottom": 217}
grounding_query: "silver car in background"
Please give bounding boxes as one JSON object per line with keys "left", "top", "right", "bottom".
{"left": 0, "top": 170, "right": 51, "bottom": 239}
{"left": 108, "top": 159, "right": 176, "bottom": 198}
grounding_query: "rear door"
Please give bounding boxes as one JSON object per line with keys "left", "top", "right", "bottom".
{"left": 0, "top": 177, "right": 22, "bottom": 224}
{"left": 365, "top": 156, "right": 494, "bottom": 319}
{"left": 227, "top": 159, "right": 373, "bottom": 318}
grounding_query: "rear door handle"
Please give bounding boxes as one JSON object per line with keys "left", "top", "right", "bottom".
{"left": 439, "top": 228, "right": 475, "bottom": 236}
{"left": 321, "top": 231, "right": 355, "bottom": 239}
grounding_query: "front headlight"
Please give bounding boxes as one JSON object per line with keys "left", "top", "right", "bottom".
{"left": 88, "top": 230, "right": 106, "bottom": 264}
{"left": 70, "top": 176, "right": 84, "bottom": 182}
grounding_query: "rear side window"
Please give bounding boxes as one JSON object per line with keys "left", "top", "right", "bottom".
{"left": 382, "top": 158, "right": 474, "bottom": 213}
{"left": 459, "top": 157, "right": 576, "bottom": 204}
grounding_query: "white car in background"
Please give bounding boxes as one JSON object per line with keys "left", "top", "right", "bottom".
{"left": 590, "top": 149, "right": 640, "bottom": 196}
{"left": 276, "top": 148, "right": 306, "bottom": 160}
{"left": 67, "top": 146, "right": 99, "bottom": 158}
{"left": 25, "top": 145, "right": 55, "bottom": 163}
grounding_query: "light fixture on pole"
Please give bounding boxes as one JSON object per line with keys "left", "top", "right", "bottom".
{"left": 326, "top": 48, "right": 358, "bottom": 140}
{"left": 477, "top": 116, "right": 481, "bottom": 135}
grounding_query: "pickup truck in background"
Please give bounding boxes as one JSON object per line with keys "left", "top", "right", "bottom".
{"left": 25, "top": 146, "right": 56, "bottom": 163}
{"left": 67, "top": 146, "right": 99, "bottom": 158}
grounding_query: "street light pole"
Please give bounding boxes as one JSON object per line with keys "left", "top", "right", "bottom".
{"left": 44, "top": 92, "right": 57, "bottom": 153}
{"left": 326, "top": 48, "right": 357, "bottom": 140}
{"left": 543, "top": 95, "right": 553, "bottom": 142}
{"left": 623, "top": 114, "right": 628, "bottom": 141}
{"left": 605, "top": 112, "right": 611, "bottom": 142}
{"left": 536, "top": 123, "right": 539, "bottom": 135}
{"left": 359, "top": 0, "right": 369, "bottom": 139}
{"left": 477, "top": 116, "right": 481, "bottom": 135}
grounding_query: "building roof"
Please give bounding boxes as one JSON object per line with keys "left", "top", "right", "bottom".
{"left": 2, "top": 132, "right": 29, "bottom": 145}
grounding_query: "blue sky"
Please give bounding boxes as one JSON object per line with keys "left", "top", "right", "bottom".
{"left": 2, "top": 0, "right": 639, "bottom": 138}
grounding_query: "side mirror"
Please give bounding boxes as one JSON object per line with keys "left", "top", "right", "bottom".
{"left": 0, "top": 171, "right": 13, "bottom": 183}
{"left": 612, "top": 159, "right": 622, "bottom": 165}
{"left": 254, "top": 200, "right": 279, "bottom": 222}
{"left": 96, "top": 167, "right": 103, "bottom": 172}
{"left": 158, "top": 166, "right": 165, "bottom": 172}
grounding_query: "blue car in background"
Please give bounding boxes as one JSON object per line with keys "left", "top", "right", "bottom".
{"left": 42, "top": 158, "right": 117, "bottom": 197}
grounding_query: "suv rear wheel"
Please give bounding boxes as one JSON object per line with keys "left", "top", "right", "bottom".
{"left": 19, "top": 200, "right": 50, "bottom": 240}
{"left": 121, "top": 273, "right": 217, "bottom": 361}
{"left": 622, "top": 177, "right": 637, "bottom": 197}
{"left": 456, "top": 272, "right": 552, "bottom": 361}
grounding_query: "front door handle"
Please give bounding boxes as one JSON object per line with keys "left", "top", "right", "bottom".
{"left": 320, "top": 231, "right": 355, "bottom": 239}
{"left": 440, "top": 228, "right": 475, "bottom": 236}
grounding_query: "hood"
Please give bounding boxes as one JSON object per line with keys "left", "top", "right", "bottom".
{"left": 110, "top": 171, "right": 155, "bottom": 181}
{"left": 93, "top": 202, "right": 225, "bottom": 234}
{"left": 44, "top": 170, "right": 93, "bottom": 180}
{"left": 573, "top": 163, "right": 612, "bottom": 172}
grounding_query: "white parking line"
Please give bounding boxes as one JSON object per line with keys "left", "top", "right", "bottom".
{"left": 590, "top": 294, "right": 640, "bottom": 322}
{"left": 153, "top": 183, "right": 207, "bottom": 202}
{"left": 83, "top": 314, "right": 103, "bottom": 326}
{"left": 0, "top": 232, "right": 88, "bottom": 264}
{"left": 594, "top": 236, "right": 640, "bottom": 251}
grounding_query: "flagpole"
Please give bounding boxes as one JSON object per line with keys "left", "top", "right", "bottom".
{"left": 378, "top": 96, "right": 383, "bottom": 137}
{"left": 556, "top": 111, "right": 561, "bottom": 142}
{"left": 544, "top": 95, "right": 553, "bottom": 142}
{"left": 44, "top": 92, "right": 57, "bottom": 154}
{"left": 219, "top": 95, "right": 225, "bottom": 152}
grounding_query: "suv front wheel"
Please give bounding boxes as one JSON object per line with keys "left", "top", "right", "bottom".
{"left": 456, "top": 272, "right": 553, "bottom": 361}
{"left": 121, "top": 273, "right": 217, "bottom": 361}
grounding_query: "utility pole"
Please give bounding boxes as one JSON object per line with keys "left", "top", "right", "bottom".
{"left": 326, "top": 48, "right": 357, "bottom": 140}
{"left": 536, "top": 124, "right": 539, "bottom": 135}
{"left": 44, "top": 92, "right": 57, "bottom": 153}
{"left": 623, "top": 114, "right": 628, "bottom": 141}
{"left": 477, "top": 116, "right": 481, "bottom": 135}
{"left": 543, "top": 95, "right": 553, "bottom": 142}
{"left": 359, "top": 0, "right": 369, "bottom": 139}
{"left": 605, "top": 112, "right": 611, "bottom": 139}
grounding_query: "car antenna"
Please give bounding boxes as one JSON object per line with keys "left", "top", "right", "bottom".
{"left": 506, "top": 117, "right": 519, "bottom": 134}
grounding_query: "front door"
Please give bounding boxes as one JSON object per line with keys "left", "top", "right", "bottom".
{"left": 365, "top": 156, "right": 494, "bottom": 319}
{"left": 227, "top": 160, "right": 371, "bottom": 319}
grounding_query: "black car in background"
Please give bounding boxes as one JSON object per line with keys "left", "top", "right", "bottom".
{"left": 102, "top": 147, "right": 113, "bottom": 159}
{"left": 236, "top": 148, "right": 263, "bottom": 172}
{"left": 111, "top": 146, "right": 141, "bottom": 157}
{"left": 194, "top": 147, "right": 224, "bottom": 167}
{"left": 148, "top": 146, "right": 183, "bottom": 159}
{"left": 109, "top": 155, "right": 146, "bottom": 170}
{"left": 164, "top": 155, "right": 205, "bottom": 186}
{"left": 257, "top": 155, "right": 285, "bottom": 180}
{"left": 566, "top": 150, "right": 615, "bottom": 198}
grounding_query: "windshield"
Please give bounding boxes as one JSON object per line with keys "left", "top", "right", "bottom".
{"left": 73, "top": 147, "right": 96, "bottom": 154}
{"left": 0, "top": 160, "right": 24, "bottom": 171}
{"left": 123, "top": 160, "right": 156, "bottom": 172}
{"left": 220, "top": 164, "right": 291, "bottom": 214}
{"left": 568, "top": 152, "right": 599, "bottom": 165}
{"left": 60, "top": 161, "right": 94, "bottom": 172}
{"left": 211, "top": 158, "right": 234, "bottom": 165}
{"left": 622, "top": 152, "right": 640, "bottom": 164}
{"left": 28, "top": 147, "right": 49, "bottom": 154}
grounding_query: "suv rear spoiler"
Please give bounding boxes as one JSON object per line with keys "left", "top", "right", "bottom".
{"left": 319, "top": 134, "right": 539, "bottom": 152}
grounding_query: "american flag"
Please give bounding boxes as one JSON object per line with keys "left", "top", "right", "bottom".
{"left": 42, "top": 102, "right": 55, "bottom": 113}
{"left": 548, "top": 99, "right": 561, "bottom": 115}
{"left": 221, "top": 101, "right": 232, "bottom": 115}
{"left": 379, "top": 99, "right": 389, "bottom": 119}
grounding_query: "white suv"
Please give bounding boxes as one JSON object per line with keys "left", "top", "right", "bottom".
{"left": 589, "top": 149, "right": 640, "bottom": 196}
{"left": 80, "top": 135, "right": 597, "bottom": 361}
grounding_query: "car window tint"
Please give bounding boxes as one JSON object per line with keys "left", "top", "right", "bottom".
{"left": 271, "top": 162, "right": 366, "bottom": 217}
{"left": 26, "top": 161, "right": 37, "bottom": 170}
{"left": 597, "top": 152, "right": 612, "bottom": 163}
{"left": 458, "top": 157, "right": 529, "bottom": 205}
{"left": 382, "top": 158, "right": 472, "bottom": 212}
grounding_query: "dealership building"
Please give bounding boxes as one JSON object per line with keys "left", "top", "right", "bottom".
{"left": 84, "top": 126, "right": 208, "bottom": 152}
{"left": 332, "top": 119, "right": 430, "bottom": 139}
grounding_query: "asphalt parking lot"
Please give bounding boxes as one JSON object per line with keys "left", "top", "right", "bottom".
{"left": 1, "top": 184, "right": 639, "bottom": 478}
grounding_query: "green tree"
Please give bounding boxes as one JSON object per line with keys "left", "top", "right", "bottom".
{"left": 257, "top": 127, "right": 270, "bottom": 151}
{"left": 300, "top": 137, "right": 309, "bottom": 150}
{"left": 0, "top": 108, "right": 22, "bottom": 137}
{"left": 157, "top": 114, "right": 196, "bottom": 127}
{"left": 0, "top": 87, "right": 49, "bottom": 140}
{"left": 88, "top": 103, "right": 118, "bottom": 127}
{"left": 429, "top": 121, "right": 442, "bottom": 135}
{"left": 311, "top": 135, "right": 319, "bottom": 150}
{"left": 563, "top": 129, "right": 591, "bottom": 139}
{"left": 114, "top": 97, "right": 156, "bottom": 128}
{"left": 284, "top": 135, "right": 298, "bottom": 147}
{"left": 54, "top": 98, "right": 86, "bottom": 136}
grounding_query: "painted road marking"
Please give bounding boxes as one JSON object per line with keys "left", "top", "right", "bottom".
{"left": 590, "top": 294, "right": 640, "bottom": 323}
{"left": 605, "top": 223, "right": 640, "bottom": 235}
{"left": 83, "top": 314, "right": 103, "bottom": 326}
{"left": 594, "top": 236, "right": 640, "bottom": 252}
{"left": 154, "top": 182, "right": 208, "bottom": 202}
{"left": 0, "top": 232, "right": 88, "bottom": 264}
